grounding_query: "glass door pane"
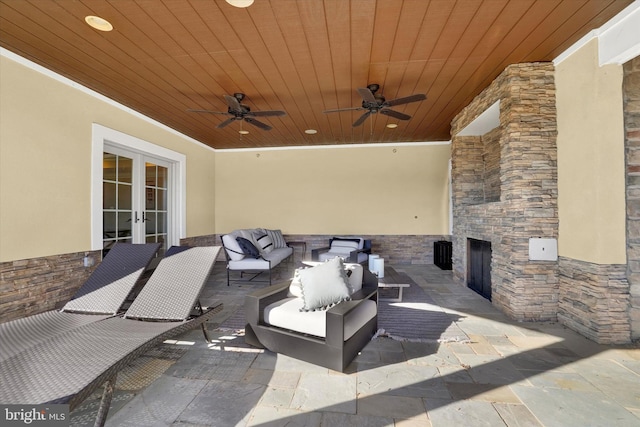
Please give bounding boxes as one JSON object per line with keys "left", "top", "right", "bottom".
{"left": 144, "top": 162, "right": 168, "bottom": 255}
{"left": 103, "top": 150, "right": 173, "bottom": 256}
{"left": 102, "top": 153, "right": 133, "bottom": 252}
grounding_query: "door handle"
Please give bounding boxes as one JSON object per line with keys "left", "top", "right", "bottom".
{"left": 134, "top": 211, "right": 140, "bottom": 223}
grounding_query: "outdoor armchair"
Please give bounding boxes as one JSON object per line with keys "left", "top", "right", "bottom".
{"left": 311, "top": 236, "right": 372, "bottom": 264}
{"left": 245, "top": 259, "right": 378, "bottom": 372}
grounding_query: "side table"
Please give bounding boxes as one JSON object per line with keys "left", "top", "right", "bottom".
{"left": 287, "top": 241, "right": 307, "bottom": 260}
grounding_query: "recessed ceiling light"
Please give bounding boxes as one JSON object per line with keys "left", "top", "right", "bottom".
{"left": 226, "top": 0, "right": 254, "bottom": 7}
{"left": 85, "top": 15, "right": 113, "bottom": 32}
{"left": 386, "top": 123, "right": 399, "bottom": 129}
{"left": 305, "top": 129, "right": 318, "bottom": 134}
{"left": 239, "top": 130, "right": 249, "bottom": 135}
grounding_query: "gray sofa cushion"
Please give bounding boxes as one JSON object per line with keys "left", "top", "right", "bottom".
{"left": 227, "top": 246, "right": 293, "bottom": 271}
{"left": 263, "top": 247, "right": 293, "bottom": 264}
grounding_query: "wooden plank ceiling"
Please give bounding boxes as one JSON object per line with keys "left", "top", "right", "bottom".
{"left": 0, "top": 0, "right": 632, "bottom": 149}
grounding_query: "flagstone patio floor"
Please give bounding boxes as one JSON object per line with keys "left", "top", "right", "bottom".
{"left": 70, "top": 263, "right": 640, "bottom": 427}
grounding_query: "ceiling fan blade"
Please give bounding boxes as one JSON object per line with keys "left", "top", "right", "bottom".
{"left": 380, "top": 109, "right": 412, "bottom": 120}
{"left": 224, "top": 94, "right": 242, "bottom": 112}
{"left": 187, "top": 109, "right": 228, "bottom": 115}
{"left": 323, "top": 107, "right": 363, "bottom": 113}
{"left": 384, "top": 93, "right": 426, "bottom": 107}
{"left": 249, "top": 110, "right": 287, "bottom": 117}
{"left": 357, "top": 87, "right": 377, "bottom": 103}
{"left": 216, "top": 117, "right": 236, "bottom": 129}
{"left": 244, "top": 117, "right": 272, "bottom": 131}
{"left": 352, "top": 111, "right": 372, "bottom": 127}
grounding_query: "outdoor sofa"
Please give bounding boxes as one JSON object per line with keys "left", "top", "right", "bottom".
{"left": 221, "top": 228, "right": 293, "bottom": 285}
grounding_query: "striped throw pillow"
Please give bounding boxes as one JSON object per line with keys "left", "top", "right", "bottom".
{"left": 255, "top": 233, "right": 274, "bottom": 254}
{"left": 265, "top": 229, "right": 287, "bottom": 248}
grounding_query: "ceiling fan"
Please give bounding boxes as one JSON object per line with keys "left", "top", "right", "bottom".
{"left": 188, "top": 93, "right": 286, "bottom": 131}
{"left": 323, "top": 84, "right": 426, "bottom": 127}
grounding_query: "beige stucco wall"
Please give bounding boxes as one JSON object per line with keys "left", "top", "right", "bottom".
{"left": 215, "top": 144, "right": 451, "bottom": 235}
{"left": 1, "top": 52, "right": 450, "bottom": 262}
{"left": 0, "top": 54, "right": 216, "bottom": 262}
{"left": 556, "top": 39, "right": 627, "bottom": 264}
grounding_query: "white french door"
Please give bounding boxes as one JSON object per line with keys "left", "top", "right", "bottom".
{"left": 102, "top": 147, "right": 171, "bottom": 255}
{"left": 91, "top": 124, "right": 186, "bottom": 255}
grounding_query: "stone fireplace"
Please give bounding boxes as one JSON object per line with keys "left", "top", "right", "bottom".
{"left": 450, "top": 62, "right": 559, "bottom": 322}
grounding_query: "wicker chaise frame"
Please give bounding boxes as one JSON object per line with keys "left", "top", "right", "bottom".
{"left": 244, "top": 268, "right": 378, "bottom": 372}
{"left": 0, "top": 242, "right": 161, "bottom": 362}
{"left": 55, "top": 304, "right": 223, "bottom": 426}
{"left": 0, "top": 246, "right": 224, "bottom": 427}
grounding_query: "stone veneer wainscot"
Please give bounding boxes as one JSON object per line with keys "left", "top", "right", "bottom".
{"left": 182, "top": 233, "right": 450, "bottom": 266}
{"left": 0, "top": 251, "right": 100, "bottom": 323}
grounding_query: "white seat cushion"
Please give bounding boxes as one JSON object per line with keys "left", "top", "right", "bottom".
{"left": 318, "top": 251, "right": 368, "bottom": 263}
{"left": 330, "top": 238, "right": 360, "bottom": 252}
{"left": 264, "top": 297, "right": 377, "bottom": 340}
{"left": 333, "top": 237, "right": 365, "bottom": 249}
{"left": 228, "top": 257, "right": 271, "bottom": 270}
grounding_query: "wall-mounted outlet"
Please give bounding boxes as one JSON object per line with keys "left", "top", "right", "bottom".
{"left": 83, "top": 255, "right": 95, "bottom": 267}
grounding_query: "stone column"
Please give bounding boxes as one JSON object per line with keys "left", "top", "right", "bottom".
{"left": 451, "top": 62, "right": 559, "bottom": 322}
{"left": 624, "top": 56, "right": 640, "bottom": 341}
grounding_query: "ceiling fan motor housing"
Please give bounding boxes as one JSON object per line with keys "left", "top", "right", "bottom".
{"left": 362, "top": 96, "right": 385, "bottom": 109}
{"left": 229, "top": 104, "right": 251, "bottom": 116}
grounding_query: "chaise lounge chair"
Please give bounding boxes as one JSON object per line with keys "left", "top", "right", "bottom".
{"left": 0, "top": 242, "right": 161, "bottom": 362}
{"left": 0, "top": 245, "right": 223, "bottom": 427}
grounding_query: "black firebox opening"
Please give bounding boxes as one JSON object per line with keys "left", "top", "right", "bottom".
{"left": 467, "top": 238, "right": 491, "bottom": 301}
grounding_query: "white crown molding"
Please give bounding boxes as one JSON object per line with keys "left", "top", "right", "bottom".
{"left": 598, "top": 1, "right": 640, "bottom": 65}
{"left": 215, "top": 140, "right": 451, "bottom": 153}
{"left": 554, "top": 0, "right": 640, "bottom": 66}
